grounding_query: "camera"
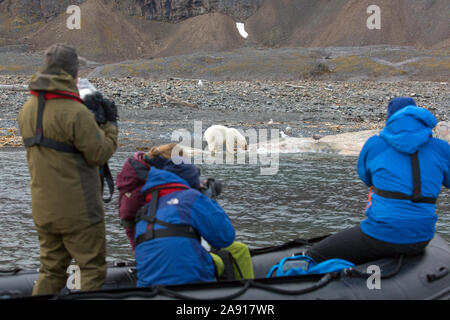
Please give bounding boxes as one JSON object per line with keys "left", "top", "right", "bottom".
{"left": 77, "top": 78, "right": 117, "bottom": 125}
{"left": 199, "top": 178, "right": 223, "bottom": 199}
{"left": 76, "top": 78, "right": 116, "bottom": 202}
{"left": 83, "top": 91, "right": 107, "bottom": 125}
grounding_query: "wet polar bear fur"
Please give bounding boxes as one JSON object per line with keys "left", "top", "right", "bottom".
{"left": 204, "top": 125, "right": 248, "bottom": 154}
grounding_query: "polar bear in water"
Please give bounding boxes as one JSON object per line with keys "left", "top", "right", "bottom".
{"left": 204, "top": 125, "right": 248, "bottom": 154}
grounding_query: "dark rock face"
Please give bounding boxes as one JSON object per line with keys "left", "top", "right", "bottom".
{"left": 113, "top": 0, "right": 263, "bottom": 22}
{"left": 0, "top": 0, "right": 86, "bottom": 23}
{"left": 0, "top": 0, "right": 263, "bottom": 24}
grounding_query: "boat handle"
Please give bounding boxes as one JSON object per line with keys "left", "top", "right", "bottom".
{"left": 426, "top": 266, "right": 449, "bottom": 282}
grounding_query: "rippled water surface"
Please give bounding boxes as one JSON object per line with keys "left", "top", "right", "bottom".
{"left": 0, "top": 151, "right": 448, "bottom": 270}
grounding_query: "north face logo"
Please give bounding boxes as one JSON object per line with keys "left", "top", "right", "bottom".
{"left": 167, "top": 198, "right": 179, "bottom": 205}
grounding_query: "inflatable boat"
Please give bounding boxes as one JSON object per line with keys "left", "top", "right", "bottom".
{"left": 1, "top": 234, "right": 449, "bottom": 300}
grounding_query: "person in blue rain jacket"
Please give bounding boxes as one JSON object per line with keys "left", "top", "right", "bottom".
{"left": 305, "top": 97, "right": 450, "bottom": 265}
{"left": 135, "top": 158, "right": 235, "bottom": 287}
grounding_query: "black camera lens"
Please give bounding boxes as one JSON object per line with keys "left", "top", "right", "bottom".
{"left": 199, "top": 178, "right": 223, "bottom": 199}
{"left": 213, "top": 181, "right": 223, "bottom": 196}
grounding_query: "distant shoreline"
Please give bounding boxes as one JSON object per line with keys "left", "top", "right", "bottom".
{"left": 1, "top": 74, "right": 448, "bottom": 153}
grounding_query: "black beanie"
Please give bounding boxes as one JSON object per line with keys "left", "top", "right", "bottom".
{"left": 43, "top": 43, "right": 79, "bottom": 79}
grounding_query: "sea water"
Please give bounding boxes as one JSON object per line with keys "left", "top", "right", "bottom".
{"left": 0, "top": 151, "right": 448, "bottom": 270}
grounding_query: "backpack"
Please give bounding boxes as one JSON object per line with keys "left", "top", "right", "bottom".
{"left": 266, "top": 255, "right": 354, "bottom": 278}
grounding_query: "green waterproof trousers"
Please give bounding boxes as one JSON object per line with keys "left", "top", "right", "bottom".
{"left": 210, "top": 241, "right": 255, "bottom": 280}
{"left": 32, "top": 221, "right": 107, "bottom": 296}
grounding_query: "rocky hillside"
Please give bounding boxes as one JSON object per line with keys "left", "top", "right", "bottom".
{"left": 247, "top": 0, "right": 450, "bottom": 49}
{"left": 0, "top": 0, "right": 259, "bottom": 61}
{"left": 0, "top": 0, "right": 448, "bottom": 63}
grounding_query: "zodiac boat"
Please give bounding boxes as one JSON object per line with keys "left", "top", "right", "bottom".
{"left": 1, "top": 234, "right": 449, "bottom": 300}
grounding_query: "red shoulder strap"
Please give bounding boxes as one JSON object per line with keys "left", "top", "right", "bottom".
{"left": 30, "top": 90, "right": 84, "bottom": 104}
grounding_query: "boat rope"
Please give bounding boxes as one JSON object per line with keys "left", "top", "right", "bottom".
{"left": 250, "top": 235, "right": 329, "bottom": 256}
{"left": 52, "top": 273, "right": 338, "bottom": 300}
{"left": 51, "top": 281, "right": 250, "bottom": 300}
{"left": 0, "top": 268, "right": 23, "bottom": 276}
{"left": 342, "top": 255, "right": 404, "bottom": 279}
{"left": 52, "top": 288, "right": 160, "bottom": 300}
{"left": 158, "top": 280, "right": 251, "bottom": 300}
{"left": 248, "top": 272, "right": 338, "bottom": 295}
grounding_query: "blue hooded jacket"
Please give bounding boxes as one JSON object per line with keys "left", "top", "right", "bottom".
{"left": 357, "top": 106, "right": 450, "bottom": 244}
{"left": 135, "top": 165, "right": 235, "bottom": 287}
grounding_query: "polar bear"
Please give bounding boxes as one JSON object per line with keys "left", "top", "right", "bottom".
{"left": 435, "top": 121, "right": 449, "bottom": 143}
{"left": 204, "top": 125, "right": 248, "bottom": 154}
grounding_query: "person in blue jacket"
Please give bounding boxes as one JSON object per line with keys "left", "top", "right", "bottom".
{"left": 305, "top": 97, "right": 450, "bottom": 265}
{"left": 134, "top": 156, "right": 236, "bottom": 287}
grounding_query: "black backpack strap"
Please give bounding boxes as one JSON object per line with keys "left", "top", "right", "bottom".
{"left": 135, "top": 186, "right": 200, "bottom": 246}
{"left": 100, "top": 163, "right": 115, "bottom": 203}
{"left": 371, "top": 151, "right": 437, "bottom": 204}
{"left": 23, "top": 91, "right": 79, "bottom": 154}
{"left": 135, "top": 223, "right": 200, "bottom": 245}
{"left": 35, "top": 91, "right": 45, "bottom": 143}
{"left": 210, "top": 248, "right": 237, "bottom": 281}
{"left": 410, "top": 151, "right": 423, "bottom": 202}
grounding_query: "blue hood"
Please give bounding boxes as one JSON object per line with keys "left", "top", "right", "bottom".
{"left": 142, "top": 167, "right": 191, "bottom": 193}
{"left": 380, "top": 106, "right": 437, "bottom": 154}
{"left": 142, "top": 156, "right": 201, "bottom": 190}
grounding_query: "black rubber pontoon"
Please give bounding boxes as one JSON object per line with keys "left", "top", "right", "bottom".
{"left": 1, "top": 234, "right": 449, "bottom": 300}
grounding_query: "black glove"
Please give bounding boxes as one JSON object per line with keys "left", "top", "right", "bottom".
{"left": 199, "top": 178, "right": 223, "bottom": 199}
{"left": 84, "top": 92, "right": 107, "bottom": 125}
{"left": 101, "top": 98, "right": 118, "bottom": 124}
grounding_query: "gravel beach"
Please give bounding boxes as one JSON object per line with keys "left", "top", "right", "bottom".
{"left": 0, "top": 75, "right": 448, "bottom": 152}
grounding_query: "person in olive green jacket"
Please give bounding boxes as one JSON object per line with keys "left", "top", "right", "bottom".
{"left": 18, "top": 44, "right": 118, "bottom": 295}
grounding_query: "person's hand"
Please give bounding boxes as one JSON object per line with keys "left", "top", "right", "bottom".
{"left": 200, "top": 179, "right": 208, "bottom": 188}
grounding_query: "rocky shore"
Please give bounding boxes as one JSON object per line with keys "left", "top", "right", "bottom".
{"left": 0, "top": 75, "right": 448, "bottom": 152}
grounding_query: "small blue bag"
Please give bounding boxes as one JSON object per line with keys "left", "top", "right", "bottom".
{"left": 266, "top": 255, "right": 354, "bottom": 278}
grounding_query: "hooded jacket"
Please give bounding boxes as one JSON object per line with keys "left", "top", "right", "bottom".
{"left": 18, "top": 69, "right": 118, "bottom": 233}
{"left": 116, "top": 152, "right": 150, "bottom": 250}
{"left": 116, "top": 153, "right": 202, "bottom": 251}
{"left": 357, "top": 106, "right": 450, "bottom": 244}
{"left": 135, "top": 166, "right": 235, "bottom": 287}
